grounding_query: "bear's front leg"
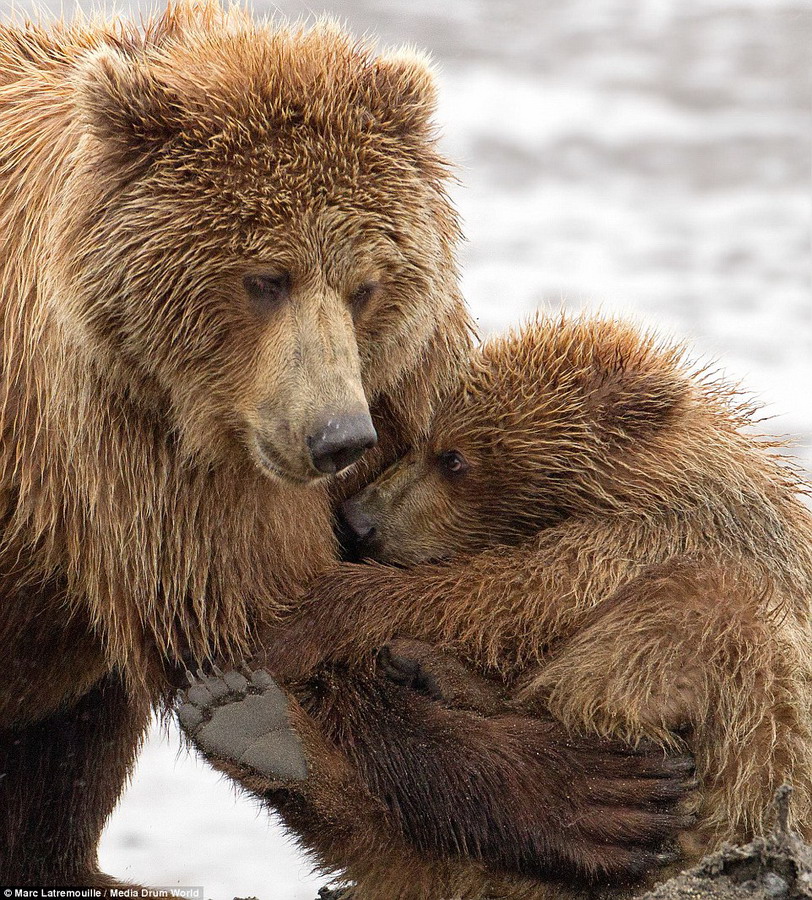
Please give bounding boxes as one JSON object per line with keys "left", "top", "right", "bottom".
{"left": 0, "top": 672, "right": 152, "bottom": 887}
{"left": 180, "top": 665, "right": 697, "bottom": 889}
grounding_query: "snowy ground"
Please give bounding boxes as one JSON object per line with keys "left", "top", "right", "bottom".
{"left": 12, "top": 0, "right": 811, "bottom": 895}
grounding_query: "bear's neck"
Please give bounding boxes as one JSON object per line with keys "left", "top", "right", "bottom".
{"left": 0, "top": 318, "right": 336, "bottom": 698}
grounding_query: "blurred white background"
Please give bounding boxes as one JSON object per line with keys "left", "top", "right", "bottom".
{"left": 11, "top": 0, "right": 811, "bottom": 896}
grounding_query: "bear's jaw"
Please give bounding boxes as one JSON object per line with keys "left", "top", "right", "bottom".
{"left": 251, "top": 435, "right": 319, "bottom": 486}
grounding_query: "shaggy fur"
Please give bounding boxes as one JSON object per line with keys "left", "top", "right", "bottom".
{"left": 0, "top": 1, "right": 474, "bottom": 884}
{"left": 262, "top": 315, "right": 812, "bottom": 898}
{"left": 200, "top": 663, "right": 694, "bottom": 899}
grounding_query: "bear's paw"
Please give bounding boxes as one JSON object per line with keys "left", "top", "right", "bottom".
{"left": 178, "top": 669, "right": 308, "bottom": 782}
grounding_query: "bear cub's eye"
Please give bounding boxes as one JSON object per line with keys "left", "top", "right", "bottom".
{"left": 243, "top": 273, "right": 291, "bottom": 311}
{"left": 350, "top": 281, "right": 380, "bottom": 316}
{"left": 438, "top": 450, "right": 470, "bottom": 477}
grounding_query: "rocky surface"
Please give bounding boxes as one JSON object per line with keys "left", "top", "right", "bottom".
{"left": 636, "top": 789, "right": 812, "bottom": 900}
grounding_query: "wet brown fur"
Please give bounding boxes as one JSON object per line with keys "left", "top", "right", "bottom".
{"left": 0, "top": 2, "right": 473, "bottom": 884}
{"left": 267, "top": 315, "right": 812, "bottom": 898}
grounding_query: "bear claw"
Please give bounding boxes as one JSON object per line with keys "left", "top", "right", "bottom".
{"left": 178, "top": 668, "right": 308, "bottom": 783}
{"left": 377, "top": 645, "right": 444, "bottom": 701}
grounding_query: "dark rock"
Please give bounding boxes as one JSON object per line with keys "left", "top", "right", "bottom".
{"left": 636, "top": 787, "right": 812, "bottom": 900}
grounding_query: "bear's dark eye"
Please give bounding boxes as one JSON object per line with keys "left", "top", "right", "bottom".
{"left": 243, "top": 273, "right": 291, "bottom": 312}
{"left": 350, "top": 281, "right": 380, "bottom": 316}
{"left": 437, "top": 450, "right": 470, "bottom": 478}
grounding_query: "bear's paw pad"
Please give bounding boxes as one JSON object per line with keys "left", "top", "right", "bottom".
{"left": 178, "top": 669, "right": 307, "bottom": 782}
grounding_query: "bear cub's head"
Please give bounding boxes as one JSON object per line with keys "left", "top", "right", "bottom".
{"left": 341, "top": 316, "right": 693, "bottom": 565}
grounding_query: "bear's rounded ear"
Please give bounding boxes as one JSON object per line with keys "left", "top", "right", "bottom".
{"left": 368, "top": 48, "right": 439, "bottom": 137}
{"left": 73, "top": 46, "right": 184, "bottom": 160}
{"left": 597, "top": 370, "right": 690, "bottom": 438}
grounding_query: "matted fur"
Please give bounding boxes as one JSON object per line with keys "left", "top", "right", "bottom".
{"left": 265, "top": 315, "right": 812, "bottom": 899}
{"left": 0, "top": 1, "right": 472, "bottom": 884}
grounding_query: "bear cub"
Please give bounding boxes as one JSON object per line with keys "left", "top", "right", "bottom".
{"left": 332, "top": 314, "right": 812, "bottom": 866}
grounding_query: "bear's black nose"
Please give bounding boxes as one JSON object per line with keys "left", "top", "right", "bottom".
{"left": 340, "top": 498, "right": 377, "bottom": 544}
{"left": 308, "top": 413, "right": 378, "bottom": 475}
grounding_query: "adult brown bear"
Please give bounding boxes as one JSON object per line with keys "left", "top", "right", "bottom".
{"left": 185, "top": 316, "right": 812, "bottom": 898}
{"left": 0, "top": 4, "right": 689, "bottom": 889}
{"left": 0, "top": 2, "right": 467, "bottom": 884}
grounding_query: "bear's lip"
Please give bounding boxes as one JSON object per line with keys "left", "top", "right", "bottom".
{"left": 252, "top": 434, "right": 324, "bottom": 486}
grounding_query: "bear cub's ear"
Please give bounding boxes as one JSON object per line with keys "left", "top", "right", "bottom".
{"left": 368, "top": 48, "right": 439, "bottom": 136}
{"left": 591, "top": 368, "right": 690, "bottom": 439}
{"left": 74, "top": 46, "right": 185, "bottom": 160}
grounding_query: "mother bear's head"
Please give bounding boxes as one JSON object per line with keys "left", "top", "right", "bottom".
{"left": 49, "top": 8, "right": 470, "bottom": 483}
